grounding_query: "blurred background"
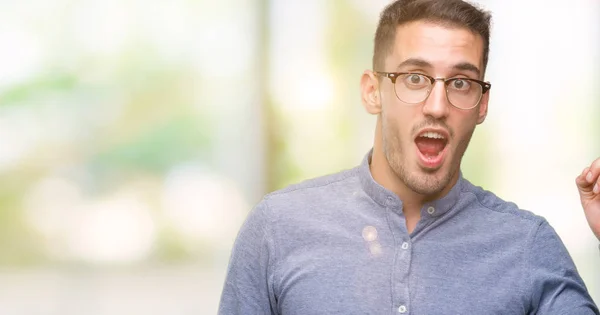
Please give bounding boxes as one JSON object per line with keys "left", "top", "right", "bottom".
{"left": 0, "top": 0, "right": 598, "bottom": 314}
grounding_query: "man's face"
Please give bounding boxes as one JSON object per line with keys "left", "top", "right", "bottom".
{"left": 378, "top": 21, "right": 488, "bottom": 197}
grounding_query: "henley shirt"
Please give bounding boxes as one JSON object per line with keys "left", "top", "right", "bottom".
{"left": 219, "top": 151, "right": 598, "bottom": 314}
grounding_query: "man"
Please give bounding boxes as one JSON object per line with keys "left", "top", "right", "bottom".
{"left": 219, "top": 0, "right": 599, "bottom": 314}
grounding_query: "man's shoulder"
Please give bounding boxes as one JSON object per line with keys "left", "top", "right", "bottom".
{"left": 265, "top": 166, "right": 360, "bottom": 203}
{"left": 246, "top": 167, "right": 362, "bottom": 231}
{"left": 460, "top": 179, "right": 545, "bottom": 226}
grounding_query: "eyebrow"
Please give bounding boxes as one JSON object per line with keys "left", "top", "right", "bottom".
{"left": 396, "top": 58, "right": 481, "bottom": 77}
{"left": 453, "top": 62, "right": 481, "bottom": 77}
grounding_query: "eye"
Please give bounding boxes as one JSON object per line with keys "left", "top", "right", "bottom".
{"left": 450, "top": 79, "right": 471, "bottom": 91}
{"left": 402, "top": 73, "right": 428, "bottom": 88}
{"left": 409, "top": 74, "right": 422, "bottom": 84}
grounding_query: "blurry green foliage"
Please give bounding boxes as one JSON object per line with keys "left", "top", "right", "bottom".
{"left": 0, "top": 72, "right": 79, "bottom": 107}
{"left": 90, "top": 114, "right": 211, "bottom": 174}
{"left": 0, "top": 183, "right": 46, "bottom": 266}
{"left": 151, "top": 227, "right": 195, "bottom": 264}
{"left": 0, "top": 43, "right": 214, "bottom": 265}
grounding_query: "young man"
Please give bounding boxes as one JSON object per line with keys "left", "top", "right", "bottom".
{"left": 219, "top": 0, "right": 600, "bottom": 314}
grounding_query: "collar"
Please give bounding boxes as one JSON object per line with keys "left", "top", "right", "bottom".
{"left": 358, "top": 149, "right": 463, "bottom": 218}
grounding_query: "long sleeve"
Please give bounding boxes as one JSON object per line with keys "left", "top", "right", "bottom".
{"left": 218, "top": 199, "right": 278, "bottom": 315}
{"left": 528, "top": 220, "right": 599, "bottom": 314}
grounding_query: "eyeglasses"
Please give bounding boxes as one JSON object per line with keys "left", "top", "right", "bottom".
{"left": 374, "top": 72, "right": 491, "bottom": 110}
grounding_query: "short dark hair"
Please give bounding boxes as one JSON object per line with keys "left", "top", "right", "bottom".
{"left": 373, "top": 0, "right": 492, "bottom": 75}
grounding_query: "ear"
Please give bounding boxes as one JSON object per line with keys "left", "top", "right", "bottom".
{"left": 476, "top": 88, "right": 489, "bottom": 124}
{"left": 361, "top": 70, "right": 382, "bottom": 115}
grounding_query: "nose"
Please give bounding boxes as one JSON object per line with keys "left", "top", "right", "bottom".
{"left": 422, "top": 80, "right": 450, "bottom": 119}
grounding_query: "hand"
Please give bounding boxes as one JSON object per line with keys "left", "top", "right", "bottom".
{"left": 576, "top": 158, "right": 600, "bottom": 241}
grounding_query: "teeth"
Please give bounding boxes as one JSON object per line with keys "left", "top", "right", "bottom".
{"left": 420, "top": 132, "right": 445, "bottom": 139}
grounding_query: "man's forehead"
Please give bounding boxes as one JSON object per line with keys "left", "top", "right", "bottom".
{"left": 388, "top": 21, "right": 484, "bottom": 72}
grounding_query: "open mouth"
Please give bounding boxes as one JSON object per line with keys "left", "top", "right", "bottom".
{"left": 414, "top": 130, "right": 449, "bottom": 169}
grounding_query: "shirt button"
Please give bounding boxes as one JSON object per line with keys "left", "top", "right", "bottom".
{"left": 401, "top": 242, "right": 409, "bottom": 250}
{"left": 427, "top": 206, "right": 435, "bottom": 214}
{"left": 398, "top": 305, "right": 407, "bottom": 313}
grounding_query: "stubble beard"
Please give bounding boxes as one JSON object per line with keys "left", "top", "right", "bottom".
{"left": 381, "top": 116, "right": 474, "bottom": 197}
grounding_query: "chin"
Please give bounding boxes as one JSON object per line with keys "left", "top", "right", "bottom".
{"left": 410, "top": 172, "right": 449, "bottom": 196}
{"left": 410, "top": 158, "right": 459, "bottom": 195}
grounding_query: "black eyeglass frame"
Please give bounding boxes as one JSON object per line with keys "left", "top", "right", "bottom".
{"left": 374, "top": 71, "right": 491, "bottom": 110}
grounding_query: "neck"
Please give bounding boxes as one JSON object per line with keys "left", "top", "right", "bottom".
{"left": 370, "top": 147, "right": 425, "bottom": 217}
{"left": 369, "top": 117, "right": 457, "bottom": 218}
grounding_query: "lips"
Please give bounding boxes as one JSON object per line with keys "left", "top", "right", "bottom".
{"left": 414, "top": 129, "right": 449, "bottom": 169}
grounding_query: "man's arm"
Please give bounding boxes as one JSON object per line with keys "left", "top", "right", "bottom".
{"left": 576, "top": 157, "right": 600, "bottom": 241}
{"left": 218, "top": 200, "right": 277, "bottom": 315}
{"left": 528, "top": 220, "right": 599, "bottom": 314}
